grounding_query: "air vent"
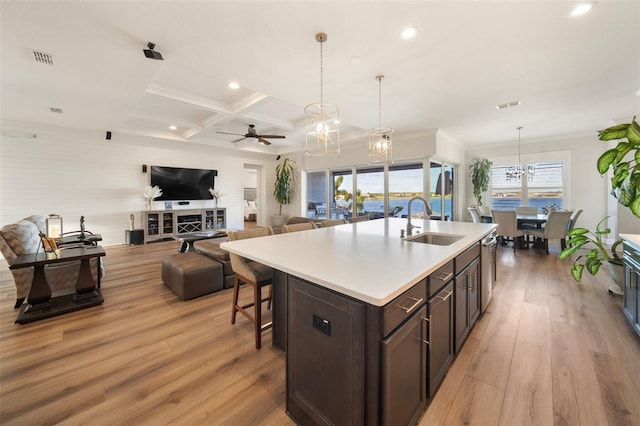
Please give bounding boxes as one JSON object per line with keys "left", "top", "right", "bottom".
{"left": 496, "top": 100, "right": 521, "bottom": 110}
{"left": 50, "top": 107, "right": 63, "bottom": 114}
{"left": 30, "top": 49, "right": 54, "bottom": 65}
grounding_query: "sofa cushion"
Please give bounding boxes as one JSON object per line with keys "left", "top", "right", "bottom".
{"left": 0, "top": 220, "right": 41, "bottom": 262}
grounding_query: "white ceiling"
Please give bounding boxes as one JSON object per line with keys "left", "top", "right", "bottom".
{"left": 1, "top": 1, "right": 638, "bottom": 155}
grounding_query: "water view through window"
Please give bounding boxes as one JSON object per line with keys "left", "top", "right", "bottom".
{"left": 491, "top": 161, "right": 564, "bottom": 212}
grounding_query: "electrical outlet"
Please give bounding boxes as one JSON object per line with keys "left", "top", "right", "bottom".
{"left": 312, "top": 313, "right": 331, "bottom": 336}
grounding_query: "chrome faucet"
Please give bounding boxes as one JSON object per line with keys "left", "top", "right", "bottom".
{"left": 406, "top": 196, "right": 433, "bottom": 236}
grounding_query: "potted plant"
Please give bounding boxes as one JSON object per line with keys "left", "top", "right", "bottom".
{"left": 468, "top": 158, "right": 493, "bottom": 207}
{"left": 272, "top": 158, "right": 295, "bottom": 226}
{"left": 597, "top": 116, "right": 640, "bottom": 218}
{"left": 559, "top": 216, "right": 623, "bottom": 286}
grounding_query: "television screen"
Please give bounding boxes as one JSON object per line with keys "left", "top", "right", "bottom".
{"left": 150, "top": 166, "right": 217, "bottom": 200}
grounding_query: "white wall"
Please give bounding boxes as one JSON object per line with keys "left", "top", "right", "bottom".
{"left": 0, "top": 123, "right": 278, "bottom": 246}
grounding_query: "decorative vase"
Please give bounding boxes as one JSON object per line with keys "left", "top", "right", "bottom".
{"left": 214, "top": 198, "right": 218, "bottom": 208}
{"left": 146, "top": 199, "right": 154, "bottom": 211}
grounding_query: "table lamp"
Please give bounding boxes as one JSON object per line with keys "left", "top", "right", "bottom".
{"left": 46, "top": 214, "right": 63, "bottom": 240}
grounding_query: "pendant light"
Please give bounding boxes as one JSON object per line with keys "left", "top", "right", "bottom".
{"left": 368, "top": 75, "right": 393, "bottom": 163}
{"left": 505, "top": 126, "right": 534, "bottom": 182}
{"left": 305, "top": 33, "right": 340, "bottom": 156}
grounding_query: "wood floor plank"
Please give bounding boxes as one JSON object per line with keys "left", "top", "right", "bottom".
{"left": 442, "top": 374, "right": 504, "bottom": 426}
{"left": 1, "top": 240, "right": 639, "bottom": 425}
{"left": 550, "top": 321, "right": 609, "bottom": 426}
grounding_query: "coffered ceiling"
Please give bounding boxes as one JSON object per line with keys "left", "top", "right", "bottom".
{"left": 1, "top": 1, "right": 638, "bottom": 155}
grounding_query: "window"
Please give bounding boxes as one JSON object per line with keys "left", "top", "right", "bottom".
{"left": 306, "top": 171, "right": 327, "bottom": 219}
{"left": 332, "top": 170, "right": 352, "bottom": 219}
{"left": 356, "top": 167, "right": 384, "bottom": 219}
{"left": 389, "top": 163, "right": 424, "bottom": 218}
{"left": 491, "top": 161, "right": 564, "bottom": 212}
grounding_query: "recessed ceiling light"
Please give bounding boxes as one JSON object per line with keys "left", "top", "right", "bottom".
{"left": 570, "top": 3, "right": 592, "bottom": 17}
{"left": 228, "top": 82, "right": 240, "bottom": 89}
{"left": 349, "top": 56, "right": 361, "bottom": 65}
{"left": 169, "top": 125, "right": 177, "bottom": 130}
{"left": 401, "top": 26, "right": 418, "bottom": 40}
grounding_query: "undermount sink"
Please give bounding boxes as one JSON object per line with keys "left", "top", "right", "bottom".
{"left": 405, "top": 232, "right": 464, "bottom": 246}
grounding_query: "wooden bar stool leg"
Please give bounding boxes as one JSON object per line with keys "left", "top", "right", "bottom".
{"left": 231, "top": 277, "right": 240, "bottom": 324}
{"left": 254, "top": 282, "right": 262, "bottom": 350}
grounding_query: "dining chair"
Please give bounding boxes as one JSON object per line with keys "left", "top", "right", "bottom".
{"left": 467, "top": 207, "right": 481, "bottom": 223}
{"left": 282, "top": 222, "right": 316, "bottom": 233}
{"left": 515, "top": 206, "right": 539, "bottom": 215}
{"left": 349, "top": 215, "right": 370, "bottom": 223}
{"left": 227, "top": 227, "right": 275, "bottom": 349}
{"left": 527, "top": 210, "right": 573, "bottom": 254}
{"left": 491, "top": 210, "right": 525, "bottom": 252}
{"left": 320, "top": 219, "right": 347, "bottom": 227}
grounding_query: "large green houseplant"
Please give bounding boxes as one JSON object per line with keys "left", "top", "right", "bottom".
{"left": 597, "top": 116, "right": 640, "bottom": 218}
{"left": 468, "top": 158, "right": 493, "bottom": 206}
{"left": 559, "top": 216, "right": 623, "bottom": 282}
{"left": 273, "top": 158, "right": 295, "bottom": 225}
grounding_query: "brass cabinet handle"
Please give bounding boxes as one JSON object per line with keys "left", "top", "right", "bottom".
{"left": 419, "top": 315, "right": 432, "bottom": 346}
{"left": 435, "top": 272, "right": 453, "bottom": 282}
{"left": 398, "top": 297, "right": 424, "bottom": 314}
{"left": 436, "top": 290, "right": 453, "bottom": 302}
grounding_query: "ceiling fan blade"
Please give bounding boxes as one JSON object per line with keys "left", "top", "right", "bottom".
{"left": 231, "top": 137, "right": 247, "bottom": 143}
{"left": 258, "top": 135, "right": 286, "bottom": 139}
{"left": 217, "top": 131, "right": 245, "bottom": 136}
{"left": 258, "top": 138, "right": 272, "bottom": 145}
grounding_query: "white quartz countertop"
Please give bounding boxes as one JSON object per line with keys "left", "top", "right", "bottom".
{"left": 221, "top": 218, "right": 497, "bottom": 306}
{"left": 621, "top": 233, "right": 640, "bottom": 252}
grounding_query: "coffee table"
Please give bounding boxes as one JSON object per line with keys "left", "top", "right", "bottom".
{"left": 177, "top": 231, "right": 228, "bottom": 253}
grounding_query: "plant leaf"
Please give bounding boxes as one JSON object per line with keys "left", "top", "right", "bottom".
{"left": 615, "top": 142, "right": 633, "bottom": 163}
{"left": 598, "top": 123, "right": 630, "bottom": 141}
{"left": 599, "top": 125, "right": 630, "bottom": 141}
{"left": 571, "top": 264, "right": 584, "bottom": 282}
{"left": 597, "top": 149, "right": 618, "bottom": 174}
{"left": 627, "top": 117, "right": 640, "bottom": 145}
{"left": 631, "top": 194, "right": 640, "bottom": 219}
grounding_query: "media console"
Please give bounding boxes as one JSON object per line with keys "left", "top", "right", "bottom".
{"left": 143, "top": 208, "right": 226, "bottom": 244}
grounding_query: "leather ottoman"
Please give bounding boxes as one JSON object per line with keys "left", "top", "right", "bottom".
{"left": 162, "top": 252, "right": 223, "bottom": 300}
{"left": 193, "top": 239, "right": 235, "bottom": 289}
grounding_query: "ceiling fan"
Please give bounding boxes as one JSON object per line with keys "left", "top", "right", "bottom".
{"left": 216, "top": 124, "right": 285, "bottom": 146}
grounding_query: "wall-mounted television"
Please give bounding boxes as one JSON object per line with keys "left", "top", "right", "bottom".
{"left": 150, "top": 166, "right": 217, "bottom": 201}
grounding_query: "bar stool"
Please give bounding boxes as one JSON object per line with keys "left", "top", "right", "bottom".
{"left": 227, "top": 227, "right": 274, "bottom": 349}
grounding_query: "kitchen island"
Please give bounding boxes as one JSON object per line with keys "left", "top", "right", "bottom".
{"left": 222, "top": 217, "right": 496, "bottom": 425}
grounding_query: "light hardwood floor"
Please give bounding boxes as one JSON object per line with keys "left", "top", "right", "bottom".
{"left": 1, "top": 240, "right": 639, "bottom": 425}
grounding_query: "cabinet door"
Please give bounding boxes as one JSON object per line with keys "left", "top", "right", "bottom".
{"left": 287, "top": 277, "right": 364, "bottom": 425}
{"left": 623, "top": 263, "right": 639, "bottom": 333}
{"left": 382, "top": 305, "right": 427, "bottom": 426}
{"left": 467, "top": 258, "right": 481, "bottom": 328}
{"left": 427, "top": 282, "right": 453, "bottom": 399}
{"left": 454, "top": 266, "right": 469, "bottom": 354}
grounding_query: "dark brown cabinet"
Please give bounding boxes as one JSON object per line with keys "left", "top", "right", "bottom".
{"left": 286, "top": 276, "right": 365, "bottom": 426}
{"left": 623, "top": 242, "right": 640, "bottom": 338}
{"left": 382, "top": 305, "right": 428, "bottom": 426}
{"left": 454, "top": 243, "right": 480, "bottom": 354}
{"left": 427, "top": 282, "right": 454, "bottom": 398}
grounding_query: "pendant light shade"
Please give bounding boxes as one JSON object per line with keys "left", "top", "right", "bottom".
{"left": 305, "top": 33, "right": 340, "bottom": 156}
{"left": 505, "top": 126, "right": 535, "bottom": 182}
{"left": 368, "top": 75, "right": 393, "bottom": 163}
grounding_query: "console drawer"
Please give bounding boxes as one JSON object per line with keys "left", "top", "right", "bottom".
{"left": 428, "top": 260, "right": 454, "bottom": 298}
{"left": 383, "top": 279, "right": 427, "bottom": 336}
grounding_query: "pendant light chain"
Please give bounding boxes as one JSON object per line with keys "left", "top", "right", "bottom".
{"left": 517, "top": 126, "right": 522, "bottom": 165}
{"left": 319, "top": 38, "right": 324, "bottom": 105}
{"left": 378, "top": 76, "right": 382, "bottom": 128}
